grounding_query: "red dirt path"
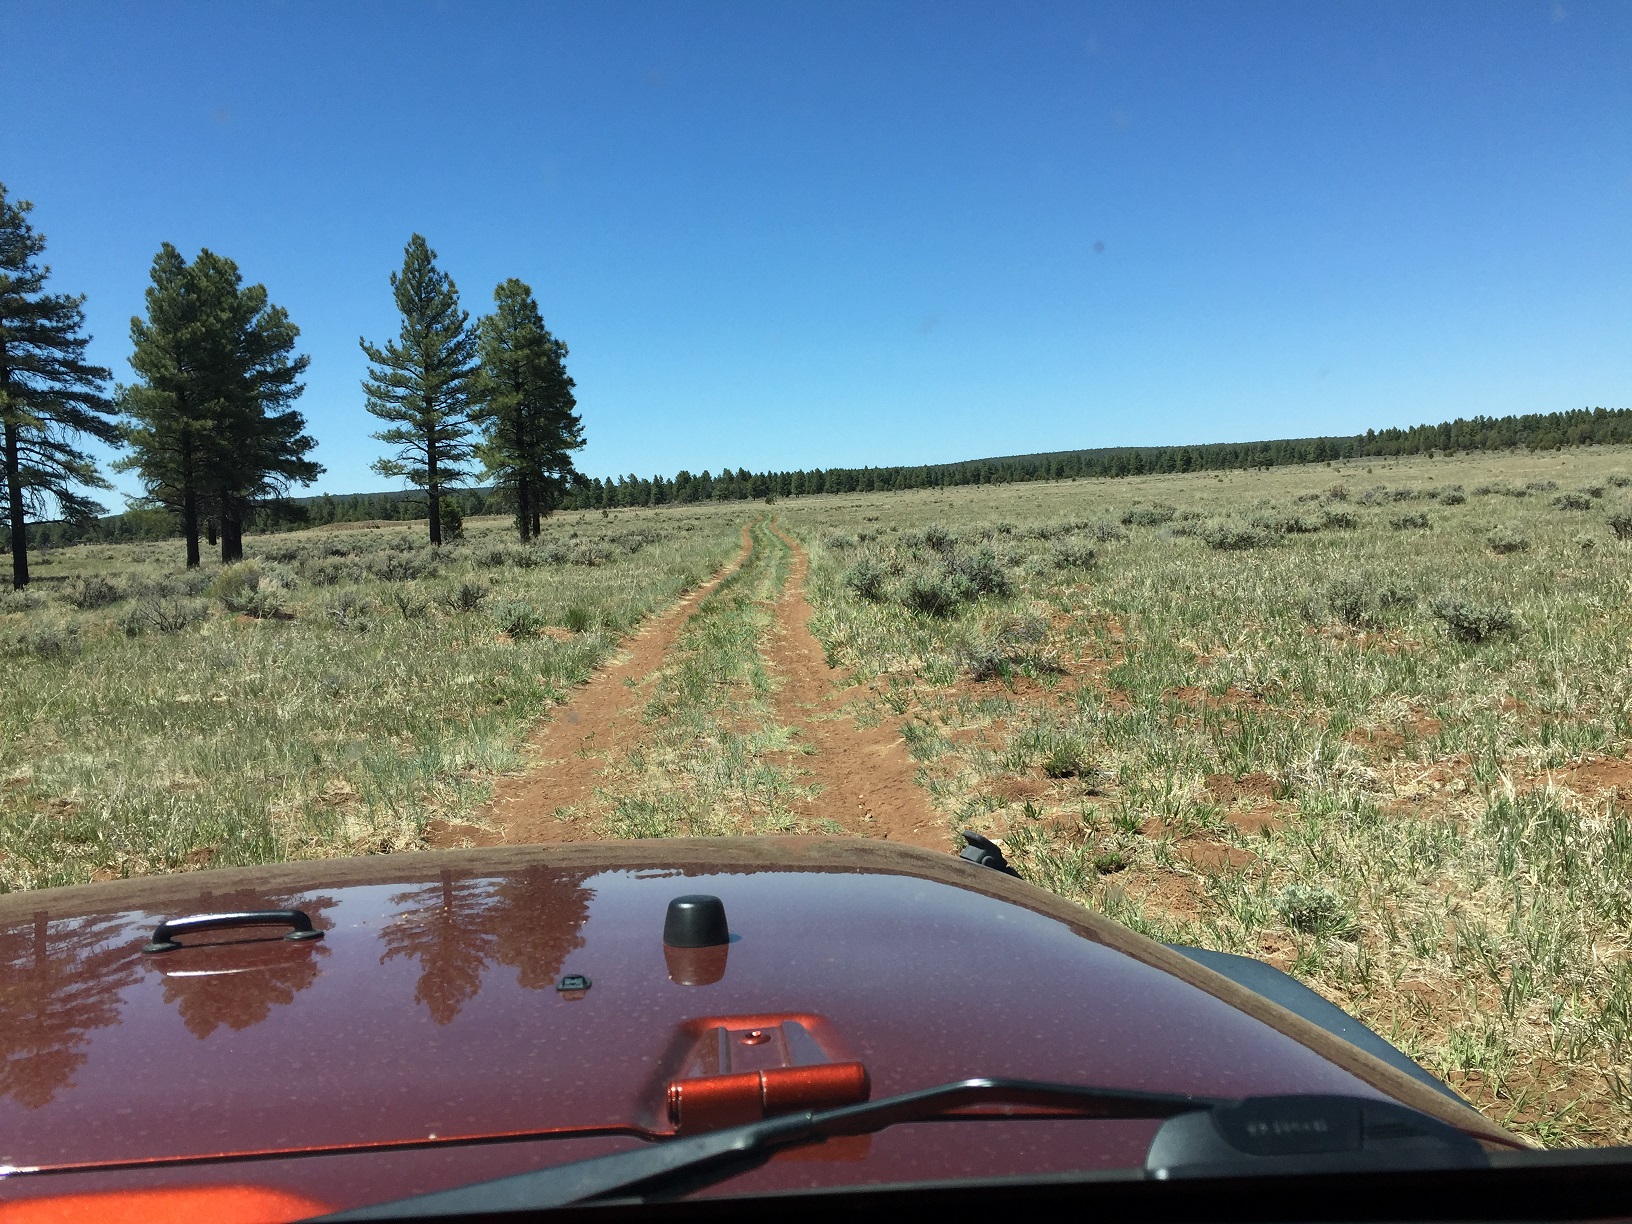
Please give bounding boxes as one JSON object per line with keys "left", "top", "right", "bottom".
{"left": 429, "top": 525, "right": 755, "bottom": 848}
{"left": 432, "top": 522, "right": 947, "bottom": 851}
{"left": 763, "top": 525, "right": 945, "bottom": 850}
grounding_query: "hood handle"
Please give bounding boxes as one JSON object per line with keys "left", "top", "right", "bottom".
{"left": 142, "top": 909, "right": 323, "bottom": 954}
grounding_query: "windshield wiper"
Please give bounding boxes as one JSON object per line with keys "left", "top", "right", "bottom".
{"left": 310, "top": 1079, "right": 1485, "bottom": 1221}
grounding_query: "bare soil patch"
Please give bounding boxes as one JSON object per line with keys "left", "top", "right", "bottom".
{"left": 1558, "top": 757, "right": 1632, "bottom": 800}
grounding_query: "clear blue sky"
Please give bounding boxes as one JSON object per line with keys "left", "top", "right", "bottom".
{"left": 2, "top": 0, "right": 1628, "bottom": 500}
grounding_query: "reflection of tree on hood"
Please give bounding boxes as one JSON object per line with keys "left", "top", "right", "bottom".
{"left": 0, "top": 912, "right": 140, "bottom": 1109}
{"left": 380, "top": 870, "right": 498, "bottom": 1025}
{"left": 489, "top": 867, "right": 594, "bottom": 991}
{"left": 159, "top": 893, "right": 337, "bottom": 1040}
{"left": 378, "top": 867, "right": 597, "bottom": 1023}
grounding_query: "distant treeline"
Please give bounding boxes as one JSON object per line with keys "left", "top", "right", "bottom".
{"left": 556, "top": 405, "right": 1632, "bottom": 509}
{"left": 19, "top": 405, "right": 1630, "bottom": 547}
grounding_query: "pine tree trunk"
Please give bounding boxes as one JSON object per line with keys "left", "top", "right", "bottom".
{"left": 3, "top": 419, "right": 29, "bottom": 591}
{"left": 182, "top": 489, "right": 201, "bottom": 569}
{"left": 205, "top": 516, "right": 217, "bottom": 548}
{"left": 427, "top": 447, "right": 442, "bottom": 545}
{"left": 515, "top": 474, "right": 530, "bottom": 543}
{"left": 221, "top": 515, "right": 243, "bottom": 564}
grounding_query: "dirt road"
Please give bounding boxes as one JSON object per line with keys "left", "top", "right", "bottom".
{"left": 429, "top": 525, "right": 756, "bottom": 848}
{"left": 762, "top": 524, "right": 942, "bottom": 847}
{"left": 442, "top": 519, "right": 945, "bottom": 850}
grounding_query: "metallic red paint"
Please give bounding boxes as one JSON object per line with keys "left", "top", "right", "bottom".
{"left": 0, "top": 838, "right": 1520, "bottom": 1214}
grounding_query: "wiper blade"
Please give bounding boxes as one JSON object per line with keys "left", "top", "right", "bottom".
{"left": 311, "top": 1077, "right": 1224, "bottom": 1220}
{"left": 312, "top": 1080, "right": 1489, "bottom": 1220}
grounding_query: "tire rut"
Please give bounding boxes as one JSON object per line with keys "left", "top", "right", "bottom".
{"left": 762, "top": 524, "right": 946, "bottom": 850}
{"left": 429, "top": 523, "right": 756, "bottom": 848}
{"left": 438, "top": 519, "right": 947, "bottom": 852}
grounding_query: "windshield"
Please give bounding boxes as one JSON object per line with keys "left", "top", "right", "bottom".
{"left": 0, "top": 2, "right": 1628, "bottom": 1219}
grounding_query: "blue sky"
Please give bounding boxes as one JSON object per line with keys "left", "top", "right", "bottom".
{"left": 2, "top": 0, "right": 1628, "bottom": 499}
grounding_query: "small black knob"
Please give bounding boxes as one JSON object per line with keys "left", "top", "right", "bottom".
{"left": 663, "top": 895, "right": 729, "bottom": 948}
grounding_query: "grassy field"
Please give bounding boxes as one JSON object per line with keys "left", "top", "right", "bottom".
{"left": 780, "top": 446, "right": 1632, "bottom": 1145}
{"left": 5, "top": 446, "right": 1632, "bottom": 1145}
{"left": 0, "top": 506, "right": 750, "bottom": 890}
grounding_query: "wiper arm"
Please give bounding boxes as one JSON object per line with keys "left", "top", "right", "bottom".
{"left": 311, "top": 1077, "right": 1224, "bottom": 1220}
{"left": 312, "top": 1079, "right": 1489, "bottom": 1220}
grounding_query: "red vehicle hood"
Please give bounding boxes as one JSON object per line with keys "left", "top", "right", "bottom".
{"left": 0, "top": 838, "right": 1515, "bottom": 1208}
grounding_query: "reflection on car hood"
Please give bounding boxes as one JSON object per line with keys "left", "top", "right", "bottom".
{"left": 0, "top": 837, "right": 1514, "bottom": 1177}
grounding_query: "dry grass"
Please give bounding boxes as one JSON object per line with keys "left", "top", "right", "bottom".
{"left": 0, "top": 506, "right": 750, "bottom": 888}
{"left": 781, "top": 446, "right": 1632, "bottom": 1147}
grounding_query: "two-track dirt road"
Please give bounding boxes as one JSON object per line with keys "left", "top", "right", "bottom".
{"left": 432, "top": 519, "right": 944, "bottom": 851}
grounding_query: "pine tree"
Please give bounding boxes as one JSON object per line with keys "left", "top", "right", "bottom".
{"left": 119, "top": 245, "right": 320, "bottom": 566}
{"left": 360, "top": 235, "right": 476, "bottom": 545}
{"left": 472, "top": 279, "right": 584, "bottom": 542}
{"left": 0, "top": 184, "right": 117, "bottom": 589}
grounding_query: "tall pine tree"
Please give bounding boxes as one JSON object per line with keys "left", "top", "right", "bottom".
{"left": 0, "top": 184, "right": 117, "bottom": 589}
{"left": 360, "top": 235, "right": 476, "bottom": 545}
{"left": 472, "top": 279, "right": 583, "bottom": 542}
{"left": 119, "top": 245, "right": 320, "bottom": 565}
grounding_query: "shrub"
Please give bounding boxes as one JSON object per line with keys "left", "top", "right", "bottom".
{"left": 570, "top": 543, "right": 611, "bottom": 567}
{"left": 1437, "top": 490, "right": 1467, "bottom": 505}
{"left": 368, "top": 551, "right": 439, "bottom": 582}
{"left": 1609, "top": 474, "right": 1632, "bottom": 489}
{"left": 563, "top": 604, "right": 595, "bottom": 633}
{"left": 1051, "top": 541, "right": 1098, "bottom": 570}
{"left": 901, "top": 573, "right": 965, "bottom": 618}
{"left": 843, "top": 559, "right": 888, "bottom": 601}
{"left": 0, "top": 589, "right": 43, "bottom": 614}
{"left": 1388, "top": 512, "right": 1430, "bottom": 530}
{"left": 961, "top": 617, "right": 1060, "bottom": 680}
{"left": 0, "top": 621, "right": 82, "bottom": 660}
{"left": 58, "top": 574, "right": 125, "bottom": 610}
{"left": 1120, "top": 503, "right": 1176, "bottom": 527}
{"left": 474, "top": 545, "right": 517, "bottom": 569}
{"left": 947, "top": 549, "right": 1013, "bottom": 597}
{"left": 1323, "top": 573, "right": 1414, "bottom": 628}
{"left": 1090, "top": 520, "right": 1129, "bottom": 543}
{"left": 825, "top": 534, "right": 857, "bottom": 551}
{"left": 325, "top": 591, "right": 375, "bottom": 631}
{"left": 1274, "top": 884, "right": 1356, "bottom": 939}
{"left": 1319, "top": 509, "right": 1360, "bottom": 530}
{"left": 494, "top": 602, "right": 545, "bottom": 638}
{"left": 1608, "top": 501, "right": 1632, "bottom": 540}
{"left": 920, "top": 525, "right": 955, "bottom": 554}
{"left": 1248, "top": 506, "right": 1321, "bottom": 535}
{"left": 1552, "top": 492, "right": 1593, "bottom": 511}
{"left": 303, "top": 558, "right": 367, "bottom": 587}
{"left": 119, "top": 597, "right": 209, "bottom": 636}
{"left": 1431, "top": 594, "right": 1516, "bottom": 643}
{"left": 438, "top": 580, "right": 489, "bottom": 614}
{"left": 388, "top": 587, "right": 429, "bottom": 620}
{"left": 208, "top": 561, "right": 289, "bottom": 618}
{"left": 1486, "top": 529, "right": 1530, "bottom": 555}
{"left": 1197, "top": 520, "right": 1273, "bottom": 551}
